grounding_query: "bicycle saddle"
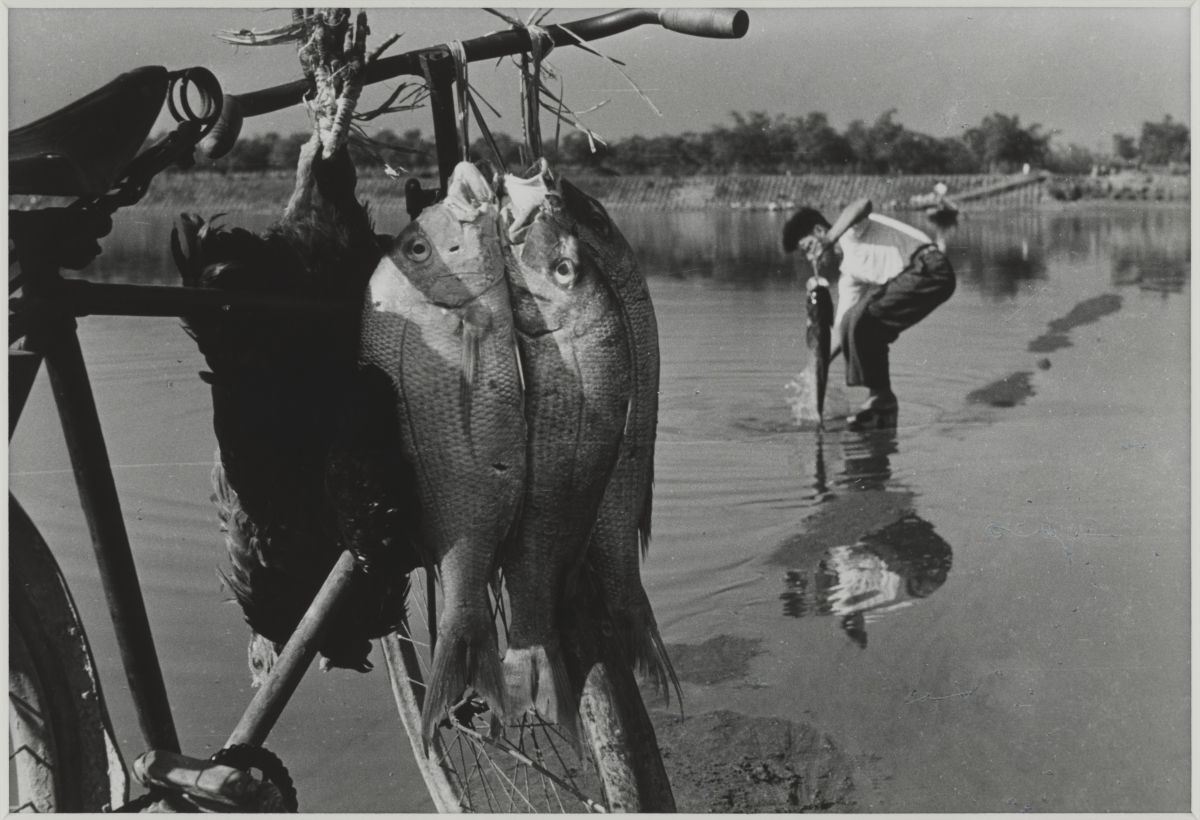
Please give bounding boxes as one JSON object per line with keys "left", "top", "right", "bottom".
{"left": 10, "top": 66, "right": 169, "bottom": 198}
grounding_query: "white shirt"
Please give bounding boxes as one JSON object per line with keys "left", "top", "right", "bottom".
{"left": 833, "top": 213, "right": 932, "bottom": 333}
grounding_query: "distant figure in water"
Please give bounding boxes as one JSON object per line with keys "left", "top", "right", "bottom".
{"left": 925, "top": 181, "right": 960, "bottom": 252}
{"left": 783, "top": 198, "right": 956, "bottom": 429}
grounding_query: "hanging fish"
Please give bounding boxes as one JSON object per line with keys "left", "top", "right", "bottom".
{"left": 354, "top": 162, "right": 525, "bottom": 741}
{"left": 806, "top": 276, "right": 834, "bottom": 424}
{"left": 558, "top": 179, "right": 680, "bottom": 702}
{"left": 498, "top": 163, "right": 631, "bottom": 731}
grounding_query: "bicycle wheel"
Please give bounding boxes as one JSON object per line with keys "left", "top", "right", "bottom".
{"left": 380, "top": 567, "right": 674, "bottom": 812}
{"left": 9, "top": 495, "right": 127, "bottom": 812}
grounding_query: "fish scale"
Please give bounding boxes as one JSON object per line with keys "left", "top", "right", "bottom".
{"left": 353, "top": 162, "right": 525, "bottom": 742}
{"left": 559, "top": 180, "right": 679, "bottom": 700}
{"left": 500, "top": 171, "right": 632, "bottom": 730}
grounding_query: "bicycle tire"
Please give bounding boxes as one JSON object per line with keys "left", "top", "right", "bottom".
{"left": 9, "top": 495, "right": 127, "bottom": 812}
{"left": 379, "top": 567, "right": 674, "bottom": 812}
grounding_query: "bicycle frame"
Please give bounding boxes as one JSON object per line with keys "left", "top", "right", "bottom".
{"left": 9, "top": 8, "right": 746, "bottom": 808}
{"left": 9, "top": 209, "right": 361, "bottom": 756}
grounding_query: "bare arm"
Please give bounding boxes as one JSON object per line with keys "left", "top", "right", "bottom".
{"left": 814, "top": 198, "right": 872, "bottom": 364}
{"left": 825, "top": 197, "right": 873, "bottom": 244}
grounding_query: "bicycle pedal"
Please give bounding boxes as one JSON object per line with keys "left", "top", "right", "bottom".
{"left": 131, "top": 749, "right": 283, "bottom": 812}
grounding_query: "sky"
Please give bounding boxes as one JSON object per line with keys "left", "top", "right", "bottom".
{"left": 5, "top": 4, "right": 1193, "bottom": 156}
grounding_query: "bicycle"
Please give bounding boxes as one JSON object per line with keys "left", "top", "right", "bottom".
{"left": 9, "top": 7, "right": 748, "bottom": 812}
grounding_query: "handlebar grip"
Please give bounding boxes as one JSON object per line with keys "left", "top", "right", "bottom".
{"left": 658, "top": 8, "right": 749, "bottom": 39}
{"left": 201, "top": 94, "right": 244, "bottom": 160}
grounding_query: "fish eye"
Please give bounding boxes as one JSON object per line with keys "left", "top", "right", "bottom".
{"left": 403, "top": 235, "right": 432, "bottom": 262}
{"left": 551, "top": 258, "right": 577, "bottom": 288}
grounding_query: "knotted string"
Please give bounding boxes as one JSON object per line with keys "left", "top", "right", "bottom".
{"left": 444, "top": 40, "right": 507, "bottom": 174}
{"left": 447, "top": 40, "right": 471, "bottom": 162}
{"left": 518, "top": 23, "right": 554, "bottom": 162}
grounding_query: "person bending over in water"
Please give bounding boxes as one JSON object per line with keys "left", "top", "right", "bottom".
{"left": 783, "top": 198, "right": 956, "bottom": 429}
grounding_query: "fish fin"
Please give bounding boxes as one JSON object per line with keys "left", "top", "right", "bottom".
{"left": 461, "top": 317, "right": 481, "bottom": 389}
{"left": 638, "top": 475, "right": 654, "bottom": 560}
{"left": 503, "top": 645, "right": 579, "bottom": 744}
{"left": 420, "top": 612, "right": 507, "bottom": 746}
{"left": 459, "top": 314, "right": 483, "bottom": 438}
{"left": 614, "top": 592, "right": 682, "bottom": 715}
{"left": 513, "top": 338, "right": 526, "bottom": 394}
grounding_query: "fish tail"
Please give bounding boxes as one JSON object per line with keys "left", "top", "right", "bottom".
{"left": 420, "top": 610, "right": 507, "bottom": 745}
{"left": 503, "top": 644, "right": 579, "bottom": 741}
{"left": 614, "top": 593, "right": 682, "bottom": 714}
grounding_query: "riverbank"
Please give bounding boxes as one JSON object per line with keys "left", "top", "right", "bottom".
{"left": 46, "top": 169, "right": 1181, "bottom": 216}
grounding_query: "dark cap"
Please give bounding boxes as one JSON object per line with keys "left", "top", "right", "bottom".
{"left": 782, "top": 207, "right": 831, "bottom": 253}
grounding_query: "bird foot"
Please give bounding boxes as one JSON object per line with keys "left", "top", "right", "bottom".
{"left": 296, "top": 9, "right": 400, "bottom": 160}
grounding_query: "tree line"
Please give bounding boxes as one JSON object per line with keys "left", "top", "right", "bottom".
{"left": 179, "top": 110, "right": 1188, "bottom": 177}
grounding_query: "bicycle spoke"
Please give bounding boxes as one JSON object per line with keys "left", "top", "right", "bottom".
{"left": 451, "top": 720, "right": 605, "bottom": 811}
{"left": 502, "top": 752, "right": 521, "bottom": 812}
{"left": 426, "top": 571, "right": 437, "bottom": 657}
{"left": 528, "top": 725, "right": 568, "bottom": 812}
{"left": 519, "top": 754, "right": 531, "bottom": 812}
{"left": 468, "top": 731, "right": 506, "bottom": 811}
{"left": 395, "top": 562, "right": 656, "bottom": 813}
{"left": 394, "top": 631, "right": 430, "bottom": 650}
{"left": 479, "top": 742, "right": 537, "bottom": 812}
{"left": 452, "top": 733, "right": 475, "bottom": 811}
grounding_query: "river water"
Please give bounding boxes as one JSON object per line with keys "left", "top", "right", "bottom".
{"left": 9, "top": 202, "right": 1189, "bottom": 812}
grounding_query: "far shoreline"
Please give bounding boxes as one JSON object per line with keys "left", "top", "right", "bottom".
{"left": 11, "top": 171, "right": 1189, "bottom": 215}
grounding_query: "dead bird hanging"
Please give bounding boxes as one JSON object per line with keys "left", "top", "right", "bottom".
{"left": 175, "top": 9, "right": 415, "bottom": 683}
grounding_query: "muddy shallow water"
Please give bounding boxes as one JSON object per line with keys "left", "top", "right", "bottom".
{"left": 9, "top": 202, "right": 1189, "bottom": 811}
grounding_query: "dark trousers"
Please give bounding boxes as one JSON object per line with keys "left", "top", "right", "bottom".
{"left": 842, "top": 245, "right": 956, "bottom": 393}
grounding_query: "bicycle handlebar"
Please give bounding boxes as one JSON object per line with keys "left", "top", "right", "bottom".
{"left": 204, "top": 7, "right": 748, "bottom": 159}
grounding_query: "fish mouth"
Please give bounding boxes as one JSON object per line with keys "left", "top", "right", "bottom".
{"left": 427, "top": 274, "right": 503, "bottom": 310}
{"left": 508, "top": 282, "right": 563, "bottom": 338}
{"left": 516, "top": 325, "right": 561, "bottom": 339}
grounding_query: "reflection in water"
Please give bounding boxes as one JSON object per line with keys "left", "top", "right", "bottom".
{"left": 1112, "top": 248, "right": 1189, "bottom": 294}
{"left": 786, "top": 426, "right": 952, "bottom": 647}
{"left": 1101, "top": 209, "right": 1190, "bottom": 294}
{"left": 781, "top": 513, "right": 953, "bottom": 648}
{"left": 804, "top": 425, "right": 898, "bottom": 501}
{"left": 836, "top": 427, "right": 898, "bottom": 492}
{"left": 950, "top": 213, "right": 1047, "bottom": 300}
{"left": 84, "top": 212, "right": 276, "bottom": 284}
{"left": 89, "top": 206, "right": 1190, "bottom": 302}
{"left": 614, "top": 209, "right": 794, "bottom": 284}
